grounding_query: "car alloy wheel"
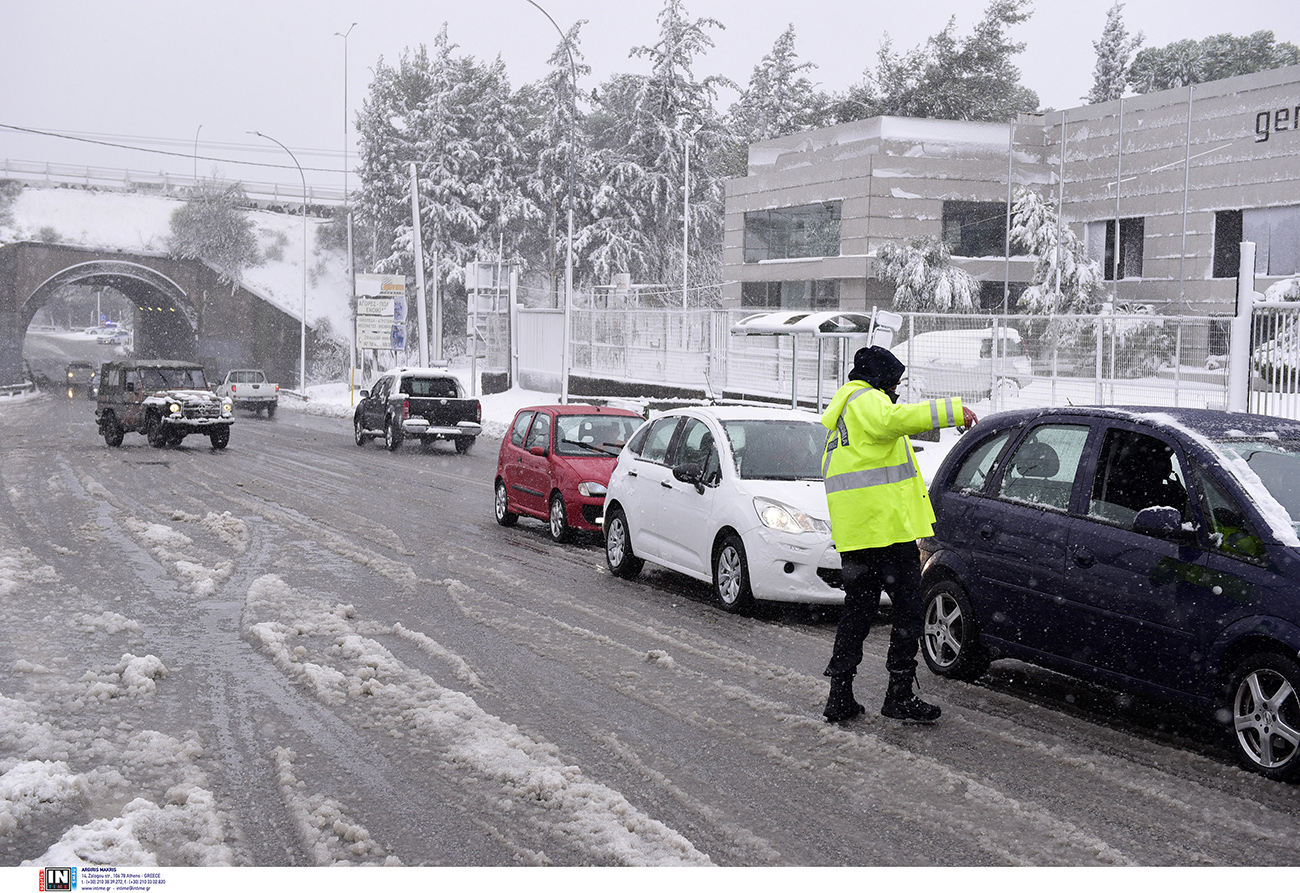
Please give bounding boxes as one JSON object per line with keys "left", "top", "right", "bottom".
{"left": 354, "top": 416, "right": 367, "bottom": 446}
{"left": 921, "top": 580, "right": 989, "bottom": 681}
{"left": 494, "top": 480, "right": 518, "bottom": 527}
{"left": 549, "top": 493, "right": 570, "bottom": 543}
{"left": 1228, "top": 654, "right": 1300, "bottom": 781}
{"left": 384, "top": 417, "right": 402, "bottom": 451}
{"left": 604, "top": 507, "right": 643, "bottom": 579}
{"left": 713, "top": 533, "right": 754, "bottom": 614}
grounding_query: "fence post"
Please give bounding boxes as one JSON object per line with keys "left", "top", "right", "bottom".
{"left": 1229, "top": 242, "right": 1258, "bottom": 413}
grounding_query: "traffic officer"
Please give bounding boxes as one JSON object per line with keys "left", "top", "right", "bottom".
{"left": 820, "top": 345, "right": 977, "bottom": 723}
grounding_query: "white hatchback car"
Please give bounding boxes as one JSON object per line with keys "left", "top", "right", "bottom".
{"left": 602, "top": 404, "right": 843, "bottom": 613}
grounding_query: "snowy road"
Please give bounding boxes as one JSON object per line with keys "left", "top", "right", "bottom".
{"left": 3, "top": 396, "right": 1300, "bottom": 867}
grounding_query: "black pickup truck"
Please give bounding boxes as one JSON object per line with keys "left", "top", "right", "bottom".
{"left": 353, "top": 367, "right": 482, "bottom": 453}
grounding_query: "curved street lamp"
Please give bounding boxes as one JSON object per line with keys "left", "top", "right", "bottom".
{"left": 251, "top": 130, "right": 308, "bottom": 393}
{"left": 525, "top": 0, "right": 577, "bottom": 402}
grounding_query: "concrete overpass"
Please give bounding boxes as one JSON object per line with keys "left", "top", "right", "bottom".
{"left": 0, "top": 241, "right": 306, "bottom": 387}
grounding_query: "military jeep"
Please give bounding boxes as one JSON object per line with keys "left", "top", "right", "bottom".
{"left": 96, "top": 359, "right": 234, "bottom": 450}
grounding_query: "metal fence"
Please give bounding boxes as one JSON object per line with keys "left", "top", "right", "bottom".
{"left": 493, "top": 299, "right": 1300, "bottom": 421}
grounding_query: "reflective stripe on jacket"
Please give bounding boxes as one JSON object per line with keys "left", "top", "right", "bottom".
{"left": 820, "top": 382, "right": 963, "bottom": 551}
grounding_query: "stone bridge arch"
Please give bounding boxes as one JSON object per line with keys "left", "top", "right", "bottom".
{"left": 0, "top": 242, "right": 302, "bottom": 387}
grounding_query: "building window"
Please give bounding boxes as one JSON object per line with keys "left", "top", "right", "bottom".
{"left": 942, "top": 201, "right": 1008, "bottom": 258}
{"left": 1215, "top": 207, "right": 1300, "bottom": 277}
{"left": 1085, "top": 218, "right": 1145, "bottom": 280}
{"left": 1213, "top": 211, "right": 1244, "bottom": 278}
{"left": 978, "top": 281, "right": 1028, "bottom": 311}
{"left": 743, "top": 202, "right": 842, "bottom": 262}
{"left": 741, "top": 280, "right": 839, "bottom": 310}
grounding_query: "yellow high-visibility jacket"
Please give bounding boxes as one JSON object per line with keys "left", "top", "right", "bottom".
{"left": 820, "top": 381, "right": 963, "bottom": 551}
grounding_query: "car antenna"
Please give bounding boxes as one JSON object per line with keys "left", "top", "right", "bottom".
{"left": 703, "top": 369, "right": 718, "bottom": 404}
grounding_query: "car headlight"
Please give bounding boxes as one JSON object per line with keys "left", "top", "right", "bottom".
{"left": 222, "top": 402, "right": 233, "bottom": 413}
{"left": 578, "top": 481, "right": 607, "bottom": 497}
{"left": 754, "top": 496, "right": 830, "bottom": 535}
{"left": 168, "top": 402, "right": 181, "bottom": 414}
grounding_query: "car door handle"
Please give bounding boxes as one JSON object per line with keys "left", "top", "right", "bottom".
{"left": 978, "top": 523, "right": 994, "bottom": 540}
{"left": 661, "top": 480, "right": 673, "bottom": 488}
{"left": 1072, "top": 548, "right": 1095, "bottom": 568}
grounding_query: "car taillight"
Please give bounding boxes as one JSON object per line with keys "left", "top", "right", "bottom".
{"left": 275, "top": 384, "right": 280, "bottom": 394}
{"left": 477, "top": 404, "right": 482, "bottom": 423}
{"left": 402, "top": 397, "right": 410, "bottom": 420}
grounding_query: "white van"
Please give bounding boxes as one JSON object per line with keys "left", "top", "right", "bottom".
{"left": 890, "top": 327, "right": 1033, "bottom": 400}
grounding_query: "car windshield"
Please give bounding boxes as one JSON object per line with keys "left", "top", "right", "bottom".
{"left": 555, "top": 414, "right": 641, "bottom": 457}
{"left": 723, "top": 419, "right": 826, "bottom": 481}
{"left": 1211, "top": 438, "right": 1300, "bottom": 535}
{"left": 140, "top": 368, "right": 206, "bottom": 390}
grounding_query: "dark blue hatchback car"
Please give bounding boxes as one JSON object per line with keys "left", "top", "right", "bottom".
{"left": 919, "top": 406, "right": 1300, "bottom": 781}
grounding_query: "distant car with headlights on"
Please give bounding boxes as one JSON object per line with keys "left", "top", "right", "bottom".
{"left": 495, "top": 403, "right": 645, "bottom": 543}
{"left": 65, "top": 361, "right": 95, "bottom": 399}
{"left": 602, "top": 404, "right": 842, "bottom": 614}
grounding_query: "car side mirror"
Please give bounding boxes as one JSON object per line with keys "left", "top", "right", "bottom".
{"left": 673, "top": 462, "right": 705, "bottom": 494}
{"left": 1133, "top": 506, "right": 1190, "bottom": 541}
{"left": 529, "top": 445, "right": 547, "bottom": 456}
{"left": 359, "top": 389, "right": 369, "bottom": 399}
{"left": 125, "top": 381, "right": 135, "bottom": 392}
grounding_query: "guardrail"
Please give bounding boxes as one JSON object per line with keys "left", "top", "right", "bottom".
{"left": 1, "top": 158, "right": 346, "bottom": 207}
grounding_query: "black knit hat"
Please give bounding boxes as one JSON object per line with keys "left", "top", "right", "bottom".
{"left": 850, "top": 346, "right": 905, "bottom": 389}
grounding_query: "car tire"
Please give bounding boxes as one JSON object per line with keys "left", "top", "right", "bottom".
{"left": 455, "top": 436, "right": 475, "bottom": 454}
{"left": 605, "top": 506, "right": 643, "bottom": 579}
{"left": 1225, "top": 653, "right": 1300, "bottom": 782}
{"left": 384, "top": 416, "right": 403, "bottom": 451}
{"left": 494, "top": 479, "right": 518, "bottom": 527}
{"left": 147, "top": 415, "right": 167, "bottom": 448}
{"left": 713, "top": 533, "right": 755, "bottom": 614}
{"left": 548, "top": 493, "right": 571, "bottom": 543}
{"left": 266, "top": 403, "right": 277, "bottom": 419}
{"left": 921, "top": 579, "right": 989, "bottom": 681}
{"left": 101, "top": 413, "right": 124, "bottom": 447}
{"left": 209, "top": 427, "right": 229, "bottom": 450}
{"left": 353, "top": 414, "right": 368, "bottom": 446}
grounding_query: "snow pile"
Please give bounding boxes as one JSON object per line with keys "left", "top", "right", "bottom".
{"left": 244, "top": 574, "right": 712, "bottom": 866}
{"left": 120, "top": 516, "right": 235, "bottom": 598}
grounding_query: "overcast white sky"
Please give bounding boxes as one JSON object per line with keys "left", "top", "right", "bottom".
{"left": 1, "top": 0, "right": 1295, "bottom": 196}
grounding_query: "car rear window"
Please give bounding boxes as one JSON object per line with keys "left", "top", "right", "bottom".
{"left": 402, "top": 377, "right": 459, "bottom": 398}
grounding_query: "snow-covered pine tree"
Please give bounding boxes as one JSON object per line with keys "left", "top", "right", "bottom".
{"left": 525, "top": 20, "right": 595, "bottom": 304}
{"left": 1084, "top": 3, "right": 1143, "bottom": 104}
{"left": 865, "top": 0, "right": 1039, "bottom": 122}
{"left": 1009, "top": 186, "right": 1102, "bottom": 315}
{"left": 729, "top": 25, "right": 824, "bottom": 144}
{"left": 582, "top": 0, "right": 731, "bottom": 299}
{"left": 874, "top": 237, "right": 979, "bottom": 312}
{"left": 167, "top": 180, "right": 258, "bottom": 290}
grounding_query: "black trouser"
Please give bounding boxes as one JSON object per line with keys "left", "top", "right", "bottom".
{"left": 824, "top": 540, "right": 924, "bottom": 679}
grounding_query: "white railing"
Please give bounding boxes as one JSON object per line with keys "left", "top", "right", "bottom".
{"left": 0, "top": 158, "right": 345, "bottom": 207}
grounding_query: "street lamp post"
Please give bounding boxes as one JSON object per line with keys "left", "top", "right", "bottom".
{"left": 251, "top": 131, "right": 308, "bottom": 393}
{"left": 681, "top": 122, "right": 701, "bottom": 310}
{"left": 525, "top": 0, "right": 577, "bottom": 403}
{"left": 335, "top": 22, "right": 357, "bottom": 394}
{"left": 335, "top": 23, "right": 356, "bottom": 201}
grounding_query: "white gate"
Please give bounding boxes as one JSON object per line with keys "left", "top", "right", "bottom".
{"left": 1250, "top": 302, "right": 1300, "bottom": 418}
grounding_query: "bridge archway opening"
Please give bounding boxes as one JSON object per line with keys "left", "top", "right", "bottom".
{"left": 20, "top": 261, "right": 198, "bottom": 384}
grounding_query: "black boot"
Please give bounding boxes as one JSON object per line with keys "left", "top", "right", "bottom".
{"left": 881, "top": 671, "right": 941, "bottom": 723}
{"left": 823, "top": 675, "right": 865, "bottom": 723}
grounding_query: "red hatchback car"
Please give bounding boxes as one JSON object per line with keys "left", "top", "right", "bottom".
{"left": 495, "top": 404, "right": 645, "bottom": 542}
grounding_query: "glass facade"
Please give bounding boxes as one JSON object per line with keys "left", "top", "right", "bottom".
{"left": 743, "top": 202, "right": 842, "bottom": 262}
{"left": 942, "top": 201, "right": 1008, "bottom": 258}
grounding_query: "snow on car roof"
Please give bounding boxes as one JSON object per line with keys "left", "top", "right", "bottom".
{"left": 662, "top": 403, "right": 823, "bottom": 423}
